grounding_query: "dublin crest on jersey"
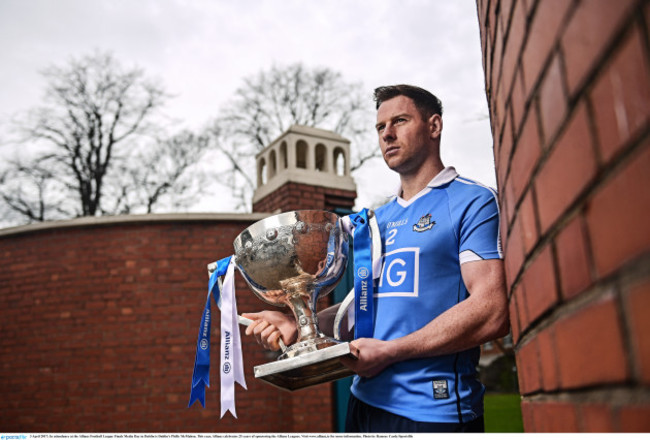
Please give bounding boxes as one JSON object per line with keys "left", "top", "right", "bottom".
{"left": 413, "top": 214, "right": 435, "bottom": 232}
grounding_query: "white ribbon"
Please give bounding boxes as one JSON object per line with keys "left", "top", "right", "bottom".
{"left": 219, "top": 258, "right": 247, "bottom": 418}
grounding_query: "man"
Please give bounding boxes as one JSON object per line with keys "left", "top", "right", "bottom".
{"left": 243, "top": 85, "right": 509, "bottom": 432}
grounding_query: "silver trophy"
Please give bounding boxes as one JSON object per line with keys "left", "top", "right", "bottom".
{"left": 232, "top": 210, "right": 357, "bottom": 391}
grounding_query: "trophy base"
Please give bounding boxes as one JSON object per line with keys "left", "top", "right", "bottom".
{"left": 254, "top": 342, "right": 357, "bottom": 391}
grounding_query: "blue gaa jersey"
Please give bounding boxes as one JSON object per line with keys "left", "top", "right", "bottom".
{"left": 350, "top": 166, "right": 502, "bottom": 424}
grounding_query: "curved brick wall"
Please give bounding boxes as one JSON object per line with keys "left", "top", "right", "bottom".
{"left": 477, "top": 0, "right": 650, "bottom": 432}
{"left": 0, "top": 214, "right": 334, "bottom": 432}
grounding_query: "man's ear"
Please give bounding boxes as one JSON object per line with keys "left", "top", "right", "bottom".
{"left": 429, "top": 114, "right": 443, "bottom": 139}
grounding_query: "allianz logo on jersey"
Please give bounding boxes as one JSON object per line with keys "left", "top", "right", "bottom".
{"left": 377, "top": 247, "right": 420, "bottom": 297}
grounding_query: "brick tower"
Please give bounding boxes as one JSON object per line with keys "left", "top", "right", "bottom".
{"left": 252, "top": 125, "right": 357, "bottom": 214}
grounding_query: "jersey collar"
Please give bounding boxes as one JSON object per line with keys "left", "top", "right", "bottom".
{"left": 392, "top": 166, "right": 459, "bottom": 207}
{"left": 426, "top": 166, "right": 458, "bottom": 188}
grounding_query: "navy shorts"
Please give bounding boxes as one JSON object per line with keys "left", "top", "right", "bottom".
{"left": 345, "top": 394, "right": 485, "bottom": 433}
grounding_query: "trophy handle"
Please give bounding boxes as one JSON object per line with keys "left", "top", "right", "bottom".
{"left": 333, "top": 289, "right": 355, "bottom": 340}
{"left": 369, "top": 211, "right": 382, "bottom": 274}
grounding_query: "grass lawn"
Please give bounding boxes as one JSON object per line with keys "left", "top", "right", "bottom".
{"left": 484, "top": 393, "right": 524, "bottom": 432}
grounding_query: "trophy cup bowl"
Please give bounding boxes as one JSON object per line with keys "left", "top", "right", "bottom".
{"left": 233, "top": 210, "right": 356, "bottom": 390}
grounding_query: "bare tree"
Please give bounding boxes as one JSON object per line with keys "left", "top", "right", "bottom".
{"left": 0, "top": 51, "right": 212, "bottom": 225}
{"left": 105, "top": 131, "right": 212, "bottom": 214}
{"left": 207, "top": 63, "right": 379, "bottom": 210}
{"left": 0, "top": 157, "right": 69, "bottom": 223}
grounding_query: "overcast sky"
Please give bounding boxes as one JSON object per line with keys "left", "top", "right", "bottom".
{"left": 0, "top": 0, "right": 495, "bottom": 213}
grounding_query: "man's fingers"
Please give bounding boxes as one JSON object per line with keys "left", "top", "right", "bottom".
{"left": 244, "top": 319, "right": 264, "bottom": 336}
{"left": 241, "top": 312, "right": 261, "bottom": 321}
{"left": 246, "top": 319, "right": 284, "bottom": 350}
{"left": 268, "top": 330, "right": 282, "bottom": 351}
{"left": 241, "top": 311, "right": 295, "bottom": 350}
{"left": 260, "top": 323, "right": 277, "bottom": 349}
{"left": 253, "top": 320, "right": 270, "bottom": 343}
{"left": 349, "top": 342, "right": 360, "bottom": 359}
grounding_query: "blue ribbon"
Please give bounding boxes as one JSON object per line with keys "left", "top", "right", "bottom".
{"left": 350, "top": 209, "right": 374, "bottom": 339}
{"left": 188, "top": 256, "right": 232, "bottom": 408}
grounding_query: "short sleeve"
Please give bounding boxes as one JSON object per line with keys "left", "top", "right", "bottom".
{"left": 453, "top": 182, "right": 502, "bottom": 263}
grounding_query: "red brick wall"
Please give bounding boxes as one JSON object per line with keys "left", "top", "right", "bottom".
{"left": 477, "top": 0, "right": 650, "bottom": 432}
{"left": 0, "top": 216, "right": 334, "bottom": 432}
{"left": 253, "top": 182, "right": 356, "bottom": 214}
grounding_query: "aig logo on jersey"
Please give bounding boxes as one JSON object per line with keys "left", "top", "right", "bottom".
{"left": 377, "top": 247, "right": 419, "bottom": 297}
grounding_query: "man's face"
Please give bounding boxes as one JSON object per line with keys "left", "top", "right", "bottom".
{"left": 375, "top": 95, "right": 439, "bottom": 176}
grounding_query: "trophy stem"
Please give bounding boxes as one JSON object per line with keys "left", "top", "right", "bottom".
{"left": 287, "top": 295, "right": 320, "bottom": 343}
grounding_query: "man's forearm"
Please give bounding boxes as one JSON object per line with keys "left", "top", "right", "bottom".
{"left": 389, "top": 292, "right": 509, "bottom": 362}
{"left": 317, "top": 303, "right": 354, "bottom": 340}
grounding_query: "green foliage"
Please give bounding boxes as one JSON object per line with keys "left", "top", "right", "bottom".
{"left": 484, "top": 393, "right": 524, "bottom": 433}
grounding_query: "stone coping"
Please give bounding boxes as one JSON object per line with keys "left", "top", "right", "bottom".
{"left": 0, "top": 212, "right": 271, "bottom": 238}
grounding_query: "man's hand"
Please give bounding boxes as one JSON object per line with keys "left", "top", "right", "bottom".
{"left": 341, "top": 338, "right": 399, "bottom": 378}
{"left": 241, "top": 310, "right": 297, "bottom": 352}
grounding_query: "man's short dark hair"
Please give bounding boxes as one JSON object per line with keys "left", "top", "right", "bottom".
{"left": 373, "top": 85, "right": 443, "bottom": 119}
